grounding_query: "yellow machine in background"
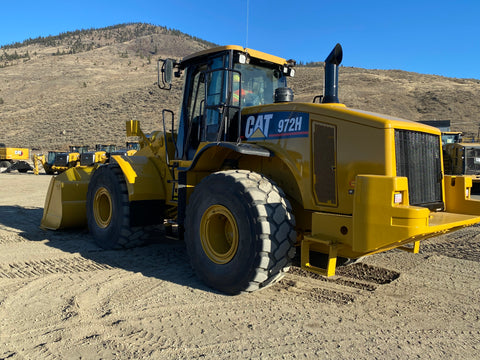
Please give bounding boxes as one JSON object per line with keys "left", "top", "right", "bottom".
{"left": 418, "top": 120, "right": 462, "bottom": 146}
{"left": 442, "top": 131, "right": 462, "bottom": 145}
{"left": 40, "top": 44, "right": 480, "bottom": 295}
{"left": 443, "top": 141, "right": 480, "bottom": 192}
{"left": 109, "top": 141, "right": 140, "bottom": 157}
{"left": 34, "top": 146, "right": 89, "bottom": 175}
{"left": 33, "top": 152, "right": 60, "bottom": 175}
{"left": 126, "top": 141, "right": 140, "bottom": 155}
{"left": 80, "top": 144, "right": 116, "bottom": 166}
{"left": 0, "top": 146, "right": 32, "bottom": 172}
{"left": 58, "top": 145, "right": 89, "bottom": 170}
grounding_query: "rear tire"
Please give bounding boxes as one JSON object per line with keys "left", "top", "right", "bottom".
{"left": 86, "top": 165, "right": 147, "bottom": 249}
{"left": 185, "top": 170, "right": 296, "bottom": 294}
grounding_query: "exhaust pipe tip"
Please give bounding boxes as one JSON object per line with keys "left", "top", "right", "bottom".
{"left": 322, "top": 43, "right": 343, "bottom": 104}
{"left": 325, "top": 43, "right": 343, "bottom": 65}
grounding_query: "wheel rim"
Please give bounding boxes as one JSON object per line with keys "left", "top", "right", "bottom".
{"left": 200, "top": 205, "right": 239, "bottom": 264}
{"left": 93, "top": 187, "right": 112, "bottom": 228}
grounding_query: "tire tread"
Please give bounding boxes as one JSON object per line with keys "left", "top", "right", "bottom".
{"left": 185, "top": 169, "right": 296, "bottom": 293}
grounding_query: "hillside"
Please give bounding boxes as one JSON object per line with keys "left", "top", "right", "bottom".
{"left": 1, "top": 23, "right": 480, "bottom": 150}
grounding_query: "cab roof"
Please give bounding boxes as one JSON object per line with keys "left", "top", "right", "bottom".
{"left": 180, "top": 45, "right": 288, "bottom": 67}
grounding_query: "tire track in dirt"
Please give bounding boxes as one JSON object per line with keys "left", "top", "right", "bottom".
{"left": 90, "top": 297, "right": 294, "bottom": 357}
{"left": 421, "top": 226, "right": 480, "bottom": 263}
{"left": 0, "top": 256, "right": 116, "bottom": 279}
{"left": 280, "top": 263, "right": 401, "bottom": 305}
{"left": 23, "top": 342, "right": 60, "bottom": 360}
{"left": 0, "top": 234, "right": 28, "bottom": 244}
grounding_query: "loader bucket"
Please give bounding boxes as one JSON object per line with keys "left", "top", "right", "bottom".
{"left": 40, "top": 166, "right": 96, "bottom": 230}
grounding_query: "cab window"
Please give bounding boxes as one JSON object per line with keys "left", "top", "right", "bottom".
{"left": 178, "top": 53, "right": 228, "bottom": 159}
{"left": 233, "top": 63, "right": 287, "bottom": 106}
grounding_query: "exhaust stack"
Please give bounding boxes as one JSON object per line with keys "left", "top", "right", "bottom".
{"left": 322, "top": 43, "right": 343, "bottom": 103}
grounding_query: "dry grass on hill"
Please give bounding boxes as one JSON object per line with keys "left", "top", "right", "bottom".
{"left": 1, "top": 23, "right": 480, "bottom": 150}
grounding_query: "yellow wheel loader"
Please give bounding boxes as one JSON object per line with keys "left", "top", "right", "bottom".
{"left": 34, "top": 146, "right": 89, "bottom": 175}
{"left": 443, "top": 141, "right": 480, "bottom": 193}
{"left": 80, "top": 144, "right": 116, "bottom": 166}
{"left": 126, "top": 141, "right": 140, "bottom": 154}
{"left": 40, "top": 44, "right": 480, "bottom": 294}
{"left": 58, "top": 145, "right": 89, "bottom": 169}
{"left": 109, "top": 141, "right": 140, "bottom": 157}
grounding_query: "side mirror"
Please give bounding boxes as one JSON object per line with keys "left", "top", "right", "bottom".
{"left": 158, "top": 59, "right": 174, "bottom": 90}
{"left": 164, "top": 58, "right": 173, "bottom": 84}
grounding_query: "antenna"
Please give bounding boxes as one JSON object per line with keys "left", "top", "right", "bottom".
{"left": 245, "top": 0, "right": 249, "bottom": 48}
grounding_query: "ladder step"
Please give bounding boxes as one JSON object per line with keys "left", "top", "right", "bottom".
{"left": 301, "top": 236, "right": 339, "bottom": 277}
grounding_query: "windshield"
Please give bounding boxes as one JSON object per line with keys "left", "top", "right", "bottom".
{"left": 441, "top": 133, "right": 461, "bottom": 145}
{"left": 233, "top": 63, "right": 287, "bottom": 106}
{"left": 47, "top": 152, "right": 56, "bottom": 164}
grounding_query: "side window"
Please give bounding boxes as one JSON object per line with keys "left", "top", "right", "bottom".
{"left": 204, "top": 69, "right": 224, "bottom": 135}
{"left": 206, "top": 68, "right": 225, "bottom": 108}
{"left": 179, "top": 54, "right": 227, "bottom": 159}
{"left": 182, "top": 65, "right": 207, "bottom": 159}
{"left": 204, "top": 56, "right": 227, "bottom": 141}
{"left": 190, "top": 70, "right": 206, "bottom": 120}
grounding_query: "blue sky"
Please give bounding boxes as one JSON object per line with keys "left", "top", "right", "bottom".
{"left": 1, "top": 0, "right": 479, "bottom": 79}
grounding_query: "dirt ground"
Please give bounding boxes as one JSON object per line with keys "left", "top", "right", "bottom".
{"left": 0, "top": 171, "right": 479, "bottom": 359}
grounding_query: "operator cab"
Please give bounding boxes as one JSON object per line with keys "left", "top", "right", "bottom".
{"left": 159, "top": 46, "right": 295, "bottom": 160}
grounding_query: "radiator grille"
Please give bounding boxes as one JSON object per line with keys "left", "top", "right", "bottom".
{"left": 54, "top": 153, "right": 69, "bottom": 167}
{"left": 395, "top": 130, "right": 443, "bottom": 210}
{"left": 80, "top": 153, "right": 95, "bottom": 166}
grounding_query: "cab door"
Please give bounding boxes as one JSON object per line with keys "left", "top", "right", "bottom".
{"left": 178, "top": 54, "right": 229, "bottom": 159}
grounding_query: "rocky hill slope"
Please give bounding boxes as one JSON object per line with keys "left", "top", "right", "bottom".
{"left": 1, "top": 23, "right": 479, "bottom": 150}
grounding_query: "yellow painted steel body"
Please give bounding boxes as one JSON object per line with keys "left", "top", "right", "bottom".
{"left": 41, "top": 166, "right": 95, "bottom": 230}
{"left": 40, "top": 143, "right": 171, "bottom": 230}
{"left": 40, "top": 104, "right": 480, "bottom": 276}
{"left": 0, "top": 147, "right": 29, "bottom": 161}
{"left": 40, "top": 153, "right": 168, "bottom": 230}
{"left": 93, "top": 151, "right": 108, "bottom": 164}
{"left": 110, "top": 154, "right": 167, "bottom": 202}
{"left": 41, "top": 105, "right": 480, "bottom": 277}
{"left": 181, "top": 45, "right": 287, "bottom": 67}
{"left": 180, "top": 102, "right": 480, "bottom": 275}
{"left": 33, "top": 154, "right": 45, "bottom": 175}
{"left": 39, "top": 45, "right": 480, "bottom": 278}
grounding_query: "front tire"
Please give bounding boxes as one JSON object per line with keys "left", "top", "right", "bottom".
{"left": 185, "top": 170, "right": 296, "bottom": 294}
{"left": 86, "top": 165, "right": 147, "bottom": 249}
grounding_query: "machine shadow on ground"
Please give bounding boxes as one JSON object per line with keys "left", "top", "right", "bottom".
{"left": 0, "top": 205, "right": 215, "bottom": 294}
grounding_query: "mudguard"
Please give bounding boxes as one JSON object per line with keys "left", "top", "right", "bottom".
{"left": 110, "top": 155, "right": 167, "bottom": 202}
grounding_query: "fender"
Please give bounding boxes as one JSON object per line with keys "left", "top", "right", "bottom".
{"left": 111, "top": 154, "right": 167, "bottom": 202}
{"left": 180, "top": 142, "right": 272, "bottom": 172}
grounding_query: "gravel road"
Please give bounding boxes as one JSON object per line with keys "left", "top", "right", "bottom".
{"left": 0, "top": 172, "right": 479, "bottom": 359}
